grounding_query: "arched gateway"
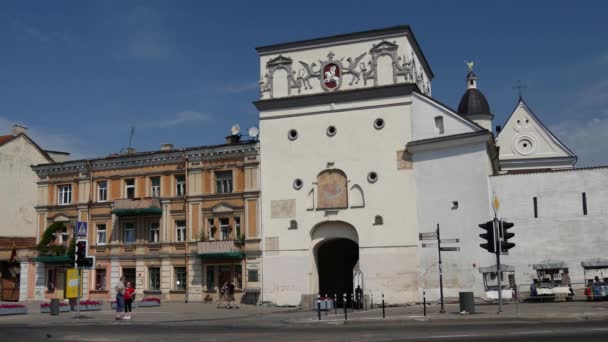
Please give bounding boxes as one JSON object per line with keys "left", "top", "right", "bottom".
{"left": 311, "top": 221, "right": 359, "bottom": 306}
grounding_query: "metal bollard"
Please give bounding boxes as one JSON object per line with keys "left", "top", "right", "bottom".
{"left": 423, "top": 290, "right": 427, "bottom": 317}
{"left": 325, "top": 294, "right": 328, "bottom": 316}
{"left": 334, "top": 293, "right": 338, "bottom": 315}
{"left": 317, "top": 294, "right": 321, "bottom": 320}
{"left": 352, "top": 292, "right": 355, "bottom": 311}
{"left": 343, "top": 293, "right": 347, "bottom": 321}
{"left": 382, "top": 292, "right": 385, "bottom": 319}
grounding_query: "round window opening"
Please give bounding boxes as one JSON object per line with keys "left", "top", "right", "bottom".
{"left": 288, "top": 129, "right": 298, "bottom": 141}
{"left": 367, "top": 172, "right": 379, "bottom": 183}
{"left": 293, "top": 178, "right": 303, "bottom": 190}
{"left": 326, "top": 125, "right": 337, "bottom": 137}
{"left": 516, "top": 137, "right": 535, "bottom": 155}
{"left": 374, "top": 118, "right": 385, "bottom": 130}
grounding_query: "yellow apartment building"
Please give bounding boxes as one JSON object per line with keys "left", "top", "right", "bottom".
{"left": 19, "top": 137, "right": 261, "bottom": 304}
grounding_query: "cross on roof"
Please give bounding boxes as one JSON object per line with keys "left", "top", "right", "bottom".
{"left": 513, "top": 80, "right": 528, "bottom": 98}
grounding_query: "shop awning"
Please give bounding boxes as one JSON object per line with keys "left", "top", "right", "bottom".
{"left": 111, "top": 208, "right": 163, "bottom": 216}
{"left": 533, "top": 261, "right": 567, "bottom": 270}
{"left": 479, "top": 264, "right": 515, "bottom": 273}
{"left": 581, "top": 259, "right": 608, "bottom": 269}
{"left": 34, "top": 255, "right": 73, "bottom": 265}
{"left": 112, "top": 198, "right": 162, "bottom": 217}
{"left": 197, "top": 252, "right": 243, "bottom": 259}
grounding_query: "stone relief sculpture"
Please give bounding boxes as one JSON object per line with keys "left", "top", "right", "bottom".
{"left": 259, "top": 41, "right": 429, "bottom": 98}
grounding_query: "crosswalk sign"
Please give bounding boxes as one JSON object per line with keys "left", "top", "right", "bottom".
{"left": 76, "top": 221, "right": 88, "bottom": 238}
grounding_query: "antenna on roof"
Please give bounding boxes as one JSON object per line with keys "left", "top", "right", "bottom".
{"left": 248, "top": 126, "right": 259, "bottom": 141}
{"left": 128, "top": 125, "right": 135, "bottom": 149}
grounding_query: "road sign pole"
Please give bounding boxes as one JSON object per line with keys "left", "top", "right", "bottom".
{"left": 437, "top": 224, "right": 445, "bottom": 314}
{"left": 495, "top": 219, "right": 502, "bottom": 313}
{"left": 75, "top": 267, "right": 82, "bottom": 318}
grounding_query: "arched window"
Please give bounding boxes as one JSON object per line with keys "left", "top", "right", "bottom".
{"left": 317, "top": 169, "right": 348, "bottom": 210}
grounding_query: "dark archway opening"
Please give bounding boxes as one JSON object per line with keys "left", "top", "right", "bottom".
{"left": 317, "top": 238, "right": 359, "bottom": 307}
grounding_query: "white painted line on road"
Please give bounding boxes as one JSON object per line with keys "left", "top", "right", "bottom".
{"left": 591, "top": 328, "right": 608, "bottom": 331}
{"left": 351, "top": 339, "right": 394, "bottom": 342}
{"left": 510, "top": 330, "right": 553, "bottom": 335}
{"left": 430, "top": 334, "right": 482, "bottom": 339}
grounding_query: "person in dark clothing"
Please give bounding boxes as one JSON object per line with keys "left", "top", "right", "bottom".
{"left": 226, "top": 281, "right": 238, "bottom": 309}
{"left": 355, "top": 285, "right": 363, "bottom": 309}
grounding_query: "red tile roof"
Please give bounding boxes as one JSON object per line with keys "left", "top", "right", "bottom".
{"left": 0, "top": 135, "right": 15, "bottom": 146}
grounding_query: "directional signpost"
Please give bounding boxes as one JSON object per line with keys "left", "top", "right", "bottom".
{"left": 419, "top": 224, "right": 460, "bottom": 314}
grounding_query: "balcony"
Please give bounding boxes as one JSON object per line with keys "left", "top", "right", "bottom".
{"left": 111, "top": 198, "right": 162, "bottom": 217}
{"left": 197, "top": 240, "right": 243, "bottom": 259}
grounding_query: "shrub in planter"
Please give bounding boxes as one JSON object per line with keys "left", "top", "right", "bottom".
{"left": 77, "top": 300, "right": 102, "bottom": 311}
{"left": 40, "top": 302, "right": 70, "bottom": 313}
{"left": 138, "top": 297, "right": 161, "bottom": 307}
{"left": 0, "top": 304, "right": 27, "bottom": 316}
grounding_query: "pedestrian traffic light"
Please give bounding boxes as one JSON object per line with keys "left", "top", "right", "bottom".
{"left": 75, "top": 240, "right": 87, "bottom": 267}
{"left": 500, "top": 220, "right": 515, "bottom": 252}
{"left": 478, "top": 220, "right": 496, "bottom": 253}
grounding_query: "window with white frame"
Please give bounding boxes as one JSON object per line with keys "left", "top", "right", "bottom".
{"left": 149, "top": 267, "right": 160, "bottom": 291}
{"left": 207, "top": 218, "right": 215, "bottom": 240}
{"left": 59, "top": 226, "right": 69, "bottom": 244}
{"left": 58, "top": 184, "right": 72, "bottom": 205}
{"left": 125, "top": 179, "right": 135, "bottom": 199}
{"left": 97, "top": 181, "right": 108, "bottom": 202}
{"left": 220, "top": 218, "right": 230, "bottom": 240}
{"left": 124, "top": 223, "right": 135, "bottom": 244}
{"left": 235, "top": 217, "right": 241, "bottom": 239}
{"left": 175, "top": 175, "right": 185, "bottom": 197}
{"left": 96, "top": 224, "right": 107, "bottom": 245}
{"left": 215, "top": 171, "right": 233, "bottom": 194}
{"left": 174, "top": 267, "right": 186, "bottom": 291}
{"left": 176, "top": 220, "right": 186, "bottom": 242}
{"left": 149, "top": 222, "right": 160, "bottom": 243}
{"left": 150, "top": 177, "right": 161, "bottom": 198}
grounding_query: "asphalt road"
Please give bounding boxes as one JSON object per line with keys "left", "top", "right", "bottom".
{"left": 3, "top": 320, "right": 608, "bottom": 341}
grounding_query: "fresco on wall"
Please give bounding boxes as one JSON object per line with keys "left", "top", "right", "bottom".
{"left": 317, "top": 170, "right": 348, "bottom": 209}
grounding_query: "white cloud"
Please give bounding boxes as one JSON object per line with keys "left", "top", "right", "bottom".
{"left": 550, "top": 114, "right": 608, "bottom": 167}
{"left": 11, "top": 19, "right": 73, "bottom": 44}
{"left": 155, "top": 111, "right": 210, "bottom": 127}
{"left": 0, "top": 116, "right": 88, "bottom": 160}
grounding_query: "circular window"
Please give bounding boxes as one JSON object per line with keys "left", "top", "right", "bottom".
{"left": 288, "top": 129, "right": 298, "bottom": 141}
{"left": 515, "top": 136, "right": 536, "bottom": 156}
{"left": 326, "top": 125, "right": 337, "bottom": 137}
{"left": 293, "top": 178, "right": 303, "bottom": 190}
{"left": 374, "top": 118, "right": 385, "bottom": 130}
{"left": 367, "top": 171, "right": 378, "bottom": 183}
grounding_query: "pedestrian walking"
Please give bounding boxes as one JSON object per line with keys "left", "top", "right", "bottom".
{"left": 227, "top": 281, "right": 238, "bottom": 309}
{"left": 114, "top": 276, "right": 125, "bottom": 320}
{"left": 124, "top": 280, "right": 135, "bottom": 320}
{"left": 217, "top": 281, "right": 228, "bottom": 308}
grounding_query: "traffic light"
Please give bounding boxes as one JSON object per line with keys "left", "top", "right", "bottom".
{"left": 75, "top": 240, "right": 87, "bottom": 267}
{"left": 500, "top": 220, "right": 515, "bottom": 253}
{"left": 478, "top": 220, "right": 496, "bottom": 253}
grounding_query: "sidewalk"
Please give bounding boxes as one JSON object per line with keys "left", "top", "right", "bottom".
{"left": 0, "top": 300, "right": 297, "bottom": 326}
{"left": 287, "top": 300, "right": 608, "bottom": 325}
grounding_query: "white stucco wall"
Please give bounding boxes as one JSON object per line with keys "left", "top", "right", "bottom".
{"left": 0, "top": 136, "right": 50, "bottom": 237}
{"left": 411, "top": 93, "right": 480, "bottom": 141}
{"left": 259, "top": 33, "right": 431, "bottom": 100}
{"left": 412, "top": 141, "right": 496, "bottom": 300}
{"left": 260, "top": 95, "right": 420, "bottom": 305}
{"left": 490, "top": 167, "right": 608, "bottom": 288}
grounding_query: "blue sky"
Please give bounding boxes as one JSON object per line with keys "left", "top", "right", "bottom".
{"left": 0, "top": 1, "right": 606, "bottom": 166}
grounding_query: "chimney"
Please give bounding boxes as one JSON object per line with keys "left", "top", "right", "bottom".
{"left": 496, "top": 125, "right": 502, "bottom": 133}
{"left": 126, "top": 147, "right": 136, "bottom": 155}
{"left": 11, "top": 124, "right": 28, "bottom": 136}
{"left": 225, "top": 134, "right": 241, "bottom": 144}
{"left": 160, "top": 143, "right": 174, "bottom": 151}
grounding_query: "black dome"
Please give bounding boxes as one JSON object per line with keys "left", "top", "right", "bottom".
{"left": 457, "top": 88, "right": 491, "bottom": 116}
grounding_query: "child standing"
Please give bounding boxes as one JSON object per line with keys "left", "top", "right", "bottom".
{"left": 124, "top": 281, "right": 135, "bottom": 320}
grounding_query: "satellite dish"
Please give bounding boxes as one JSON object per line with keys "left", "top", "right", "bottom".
{"left": 248, "top": 126, "right": 259, "bottom": 139}
{"left": 231, "top": 124, "right": 240, "bottom": 136}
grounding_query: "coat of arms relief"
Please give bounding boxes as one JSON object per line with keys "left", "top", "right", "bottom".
{"left": 259, "top": 40, "right": 430, "bottom": 99}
